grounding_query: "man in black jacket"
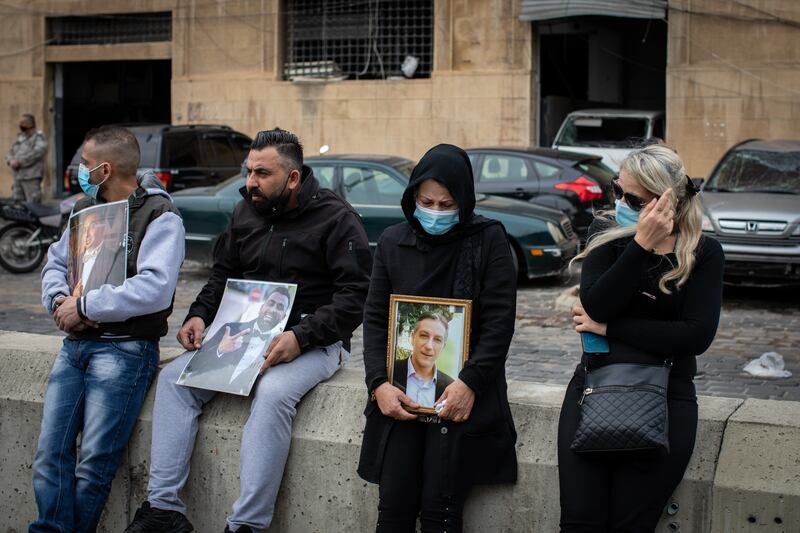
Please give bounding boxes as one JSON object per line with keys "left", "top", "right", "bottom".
{"left": 125, "top": 129, "right": 372, "bottom": 533}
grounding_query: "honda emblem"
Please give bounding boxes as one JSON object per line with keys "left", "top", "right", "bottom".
{"left": 746, "top": 221, "right": 758, "bottom": 232}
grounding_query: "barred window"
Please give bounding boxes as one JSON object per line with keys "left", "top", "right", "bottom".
{"left": 47, "top": 13, "right": 172, "bottom": 46}
{"left": 284, "top": 0, "right": 433, "bottom": 81}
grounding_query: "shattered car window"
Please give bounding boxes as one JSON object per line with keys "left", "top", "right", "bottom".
{"left": 707, "top": 149, "right": 800, "bottom": 194}
{"left": 557, "top": 117, "right": 649, "bottom": 148}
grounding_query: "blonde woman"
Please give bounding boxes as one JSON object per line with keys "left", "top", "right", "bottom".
{"left": 557, "top": 144, "right": 724, "bottom": 531}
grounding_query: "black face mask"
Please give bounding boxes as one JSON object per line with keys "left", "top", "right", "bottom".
{"left": 249, "top": 174, "right": 291, "bottom": 217}
{"left": 19, "top": 125, "right": 28, "bottom": 133}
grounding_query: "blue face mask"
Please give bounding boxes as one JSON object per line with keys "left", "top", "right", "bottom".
{"left": 614, "top": 199, "right": 640, "bottom": 227}
{"left": 78, "top": 162, "right": 108, "bottom": 199}
{"left": 414, "top": 203, "right": 460, "bottom": 235}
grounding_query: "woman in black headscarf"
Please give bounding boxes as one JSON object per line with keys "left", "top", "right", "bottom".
{"left": 357, "top": 144, "right": 518, "bottom": 532}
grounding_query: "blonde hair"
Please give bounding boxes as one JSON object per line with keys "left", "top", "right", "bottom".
{"left": 572, "top": 144, "right": 703, "bottom": 294}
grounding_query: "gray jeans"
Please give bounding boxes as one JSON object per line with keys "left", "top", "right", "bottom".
{"left": 147, "top": 341, "right": 347, "bottom": 531}
{"left": 12, "top": 177, "right": 41, "bottom": 203}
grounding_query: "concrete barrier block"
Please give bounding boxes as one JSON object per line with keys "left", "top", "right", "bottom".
{"left": 469, "top": 382, "right": 562, "bottom": 533}
{"left": 0, "top": 331, "right": 186, "bottom": 531}
{"left": 0, "top": 332, "right": 62, "bottom": 528}
{"left": 2, "top": 332, "right": 798, "bottom": 533}
{"left": 712, "top": 399, "right": 800, "bottom": 532}
{"left": 271, "top": 370, "right": 378, "bottom": 532}
{"left": 657, "top": 396, "right": 743, "bottom": 533}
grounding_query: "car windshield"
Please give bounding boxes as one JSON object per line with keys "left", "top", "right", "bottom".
{"left": 706, "top": 149, "right": 800, "bottom": 194}
{"left": 556, "top": 116, "right": 649, "bottom": 148}
{"left": 574, "top": 159, "right": 617, "bottom": 183}
{"left": 215, "top": 174, "right": 246, "bottom": 196}
{"left": 393, "top": 161, "right": 414, "bottom": 179}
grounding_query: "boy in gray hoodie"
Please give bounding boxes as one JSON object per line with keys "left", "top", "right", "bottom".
{"left": 32, "top": 126, "right": 185, "bottom": 533}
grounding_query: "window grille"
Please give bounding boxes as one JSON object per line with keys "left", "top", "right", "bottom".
{"left": 48, "top": 13, "right": 172, "bottom": 46}
{"left": 284, "top": 0, "right": 433, "bottom": 81}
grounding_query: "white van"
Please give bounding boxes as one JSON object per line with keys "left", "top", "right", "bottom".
{"left": 552, "top": 109, "right": 665, "bottom": 172}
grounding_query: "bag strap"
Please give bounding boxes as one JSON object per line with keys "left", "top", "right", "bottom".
{"left": 585, "top": 357, "right": 674, "bottom": 375}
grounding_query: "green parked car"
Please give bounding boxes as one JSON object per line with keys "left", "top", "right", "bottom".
{"left": 172, "top": 155, "right": 579, "bottom": 279}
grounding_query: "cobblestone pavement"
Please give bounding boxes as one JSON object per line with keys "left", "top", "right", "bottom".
{"left": 2, "top": 263, "right": 799, "bottom": 401}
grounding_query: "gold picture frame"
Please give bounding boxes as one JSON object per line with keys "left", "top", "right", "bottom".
{"left": 387, "top": 294, "right": 472, "bottom": 415}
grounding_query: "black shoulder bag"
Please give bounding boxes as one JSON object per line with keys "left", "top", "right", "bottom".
{"left": 570, "top": 360, "right": 672, "bottom": 454}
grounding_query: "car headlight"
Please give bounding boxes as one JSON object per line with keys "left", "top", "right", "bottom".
{"left": 701, "top": 215, "right": 714, "bottom": 232}
{"left": 793, "top": 225, "right": 800, "bottom": 236}
{"left": 547, "top": 222, "right": 566, "bottom": 244}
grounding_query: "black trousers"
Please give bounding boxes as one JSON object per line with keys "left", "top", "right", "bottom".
{"left": 557, "top": 373, "right": 698, "bottom": 533}
{"left": 377, "top": 420, "right": 471, "bottom": 533}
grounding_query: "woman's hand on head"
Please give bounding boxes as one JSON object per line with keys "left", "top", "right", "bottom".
{"left": 436, "top": 379, "right": 475, "bottom": 423}
{"left": 374, "top": 382, "right": 419, "bottom": 421}
{"left": 572, "top": 303, "right": 607, "bottom": 336}
{"left": 634, "top": 188, "right": 675, "bottom": 251}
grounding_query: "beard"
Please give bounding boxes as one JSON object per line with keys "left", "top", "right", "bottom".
{"left": 249, "top": 183, "right": 290, "bottom": 217}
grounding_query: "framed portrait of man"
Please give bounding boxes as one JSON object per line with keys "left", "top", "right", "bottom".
{"left": 387, "top": 294, "right": 472, "bottom": 416}
{"left": 67, "top": 200, "right": 129, "bottom": 297}
{"left": 176, "top": 279, "right": 298, "bottom": 396}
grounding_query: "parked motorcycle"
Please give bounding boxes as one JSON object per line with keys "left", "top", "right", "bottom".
{"left": 0, "top": 199, "right": 65, "bottom": 273}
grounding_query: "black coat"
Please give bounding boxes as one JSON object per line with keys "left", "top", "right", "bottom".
{"left": 186, "top": 167, "right": 372, "bottom": 352}
{"left": 357, "top": 144, "right": 518, "bottom": 487}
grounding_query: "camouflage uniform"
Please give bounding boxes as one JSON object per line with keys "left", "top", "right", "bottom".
{"left": 5, "top": 129, "right": 48, "bottom": 203}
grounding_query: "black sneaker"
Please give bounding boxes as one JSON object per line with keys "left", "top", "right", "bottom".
{"left": 224, "top": 527, "right": 254, "bottom": 533}
{"left": 125, "top": 501, "right": 194, "bottom": 533}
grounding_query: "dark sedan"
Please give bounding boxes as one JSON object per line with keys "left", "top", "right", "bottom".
{"left": 465, "top": 147, "right": 617, "bottom": 236}
{"left": 173, "top": 155, "right": 579, "bottom": 279}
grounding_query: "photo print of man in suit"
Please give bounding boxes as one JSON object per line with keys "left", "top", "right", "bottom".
{"left": 68, "top": 203, "right": 127, "bottom": 297}
{"left": 392, "top": 313, "right": 454, "bottom": 409}
{"left": 178, "top": 285, "right": 292, "bottom": 395}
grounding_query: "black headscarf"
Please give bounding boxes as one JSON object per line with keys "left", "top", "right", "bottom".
{"left": 398, "top": 144, "right": 504, "bottom": 300}
{"left": 401, "top": 144, "right": 497, "bottom": 244}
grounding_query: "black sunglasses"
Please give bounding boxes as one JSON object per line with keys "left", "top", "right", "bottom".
{"left": 612, "top": 179, "right": 649, "bottom": 212}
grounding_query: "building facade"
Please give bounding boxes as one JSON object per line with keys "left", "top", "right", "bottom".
{"left": 0, "top": 0, "right": 797, "bottom": 197}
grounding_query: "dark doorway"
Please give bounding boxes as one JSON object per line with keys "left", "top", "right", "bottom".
{"left": 54, "top": 60, "right": 171, "bottom": 193}
{"left": 537, "top": 17, "right": 667, "bottom": 146}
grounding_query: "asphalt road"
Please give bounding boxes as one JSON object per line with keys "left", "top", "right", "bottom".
{"left": 2, "top": 262, "right": 798, "bottom": 401}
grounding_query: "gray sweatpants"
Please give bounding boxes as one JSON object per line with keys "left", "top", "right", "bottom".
{"left": 147, "top": 341, "right": 347, "bottom": 532}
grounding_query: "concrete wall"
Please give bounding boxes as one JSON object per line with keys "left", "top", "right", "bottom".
{"left": 0, "top": 0, "right": 180, "bottom": 196}
{"left": 169, "top": 0, "right": 533, "bottom": 162}
{"left": 2, "top": 330, "right": 798, "bottom": 532}
{"left": 0, "top": 0, "right": 532, "bottom": 197}
{"left": 667, "top": 0, "right": 800, "bottom": 177}
{"left": 3, "top": 0, "right": 797, "bottom": 195}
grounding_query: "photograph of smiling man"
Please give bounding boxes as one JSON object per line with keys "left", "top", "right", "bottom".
{"left": 387, "top": 295, "right": 471, "bottom": 415}
{"left": 177, "top": 279, "right": 297, "bottom": 395}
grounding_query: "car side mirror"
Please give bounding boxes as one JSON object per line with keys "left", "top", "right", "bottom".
{"left": 691, "top": 178, "right": 705, "bottom": 189}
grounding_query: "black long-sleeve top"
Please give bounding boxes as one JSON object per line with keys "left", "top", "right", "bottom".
{"left": 579, "top": 222, "right": 725, "bottom": 398}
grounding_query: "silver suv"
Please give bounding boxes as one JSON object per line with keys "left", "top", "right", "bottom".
{"left": 700, "top": 140, "right": 800, "bottom": 286}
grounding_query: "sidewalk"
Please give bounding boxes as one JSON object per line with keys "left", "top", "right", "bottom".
{"left": 345, "top": 278, "right": 800, "bottom": 402}
{"left": 2, "top": 263, "right": 798, "bottom": 401}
